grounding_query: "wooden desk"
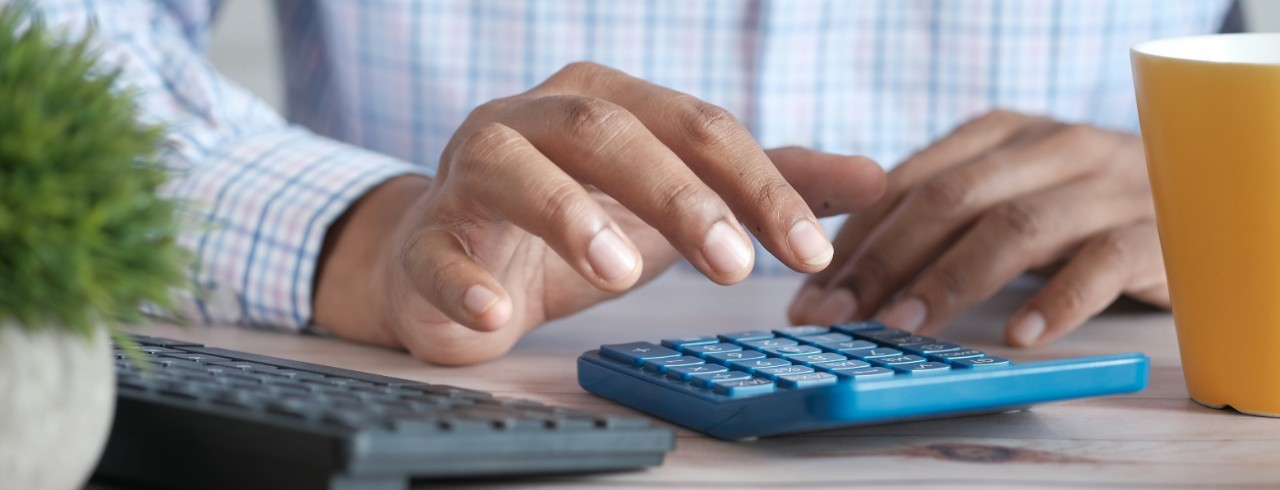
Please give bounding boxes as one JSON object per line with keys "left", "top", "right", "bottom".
{"left": 131, "top": 273, "right": 1280, "bottom": 489}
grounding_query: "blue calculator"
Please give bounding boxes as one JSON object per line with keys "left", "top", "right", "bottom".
{"left": 578, "top": 321, "right": 1148, "bottom": 439}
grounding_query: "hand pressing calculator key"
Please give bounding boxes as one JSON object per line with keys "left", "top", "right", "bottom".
{"left": 578, "top": 321, "right": 1148, "bottom": 439}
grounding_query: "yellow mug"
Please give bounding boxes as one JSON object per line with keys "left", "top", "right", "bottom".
{"left": 1132, "top": 33, "right": 1280, "bottom": 416}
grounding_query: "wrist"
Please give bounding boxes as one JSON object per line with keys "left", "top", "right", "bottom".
{"left": 314, "top": 175, "right": 432, "bottom": 345}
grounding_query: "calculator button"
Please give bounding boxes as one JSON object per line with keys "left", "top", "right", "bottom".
{"left": 728, "top": 358, "right": 791, "bottom": 374}
{"left": 815, "top": 339, "right": 877, "bottom": 354}
{"left": 869, "top": 355, "right": 928, "bottom": 366}
{"left": 952, "top": 356, "right": 1011, "bottom": 369}
{"left": 787, "top": 353, "right": 848, "bottom": 366}
{"left": 660, "top": 336, "right": 719, "bottom": 349}
{"left": 777, "top": 372, "right": 839, "bottom": 389}
{"left": 772, "top": 326, "right": 831, "bottom": 339}
{"left": 741, "top": 337, "right": 799, "bottom": 350}
{"left": 754, "top": 365, "right": 815, "bottom": 380}
{"left": 600, "top": 342, "right": 681, "bottom": 366}
{"left": 762, "top": 345, "right": 823, "bottom": 357}
{"left": 854, "top": 328, "right": 913, "bottom": 341}
{"left": 850, "top": 348, "right": 903, "bottom": 360}
{"left": 666, "top": 363, "right": 728, "bottom": 382}
{"left": 836, "top": 367, "right": 897, "bottom": 380}
{"left": 690, "top": 370, "right": 752, "bottom": 388}
{"left": 930, "top": 349, "right": 987, "bottom": 361}
{"left": 900, "top": 342, "right": 962, "bottom": 355}
{"left": 813, "top": 359, "right": 872, "bottom": 373}
{"left": 881, "top": 336, "right": 936, "bottom": 347}
{"left": 829, "top": 321, "right": 887, "bottom": 335}
{"left": 641, "top": 356, "right": 705, "bottom": 374}
{"left": 717, "top": 330, "right": 775, "bottom": 343}
{"left": 706, "top": 350, "right": 766, "bottom": 366}
{"left": 796, "top": 333, "right": 854, "bottom": 345}
{"left": 892, "top": 362, "right": 952, "bottom": 375}
{"left": 682, "top": 343, "right": 743, "bottom": 358}
{"left": 712, "top": 378, "right": 776, "bottom": 397}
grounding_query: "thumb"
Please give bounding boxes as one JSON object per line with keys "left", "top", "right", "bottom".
{"left": 765, "top": 146, "right": 887, "bottom": 217}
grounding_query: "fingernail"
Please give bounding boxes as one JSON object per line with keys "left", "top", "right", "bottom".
{"left": 813, "top": 289, "right": 859, "bottom": 323}
{"left": 787, "top": 220, "right": 834, "bottom": 266}
{"left": 876, "top": 297, "right": 927, "bottom": 332}
{"left": 702, "top": 220, "right": 752, "bottom": 276}
{"left": 463, "top": 284, "right": 500, "bottom": 317}
{"left": 1009, "top": 310, "right": 1046, "bottom": 347}
{"left": 789, "top": 286, "right": 825, "bottom": 320}
{"left": 587, "top": 227, "right": 638, "bottom": 281}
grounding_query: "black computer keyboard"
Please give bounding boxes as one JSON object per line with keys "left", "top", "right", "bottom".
{"left": 94, "top": 334, "right": 674, "bottom": 490}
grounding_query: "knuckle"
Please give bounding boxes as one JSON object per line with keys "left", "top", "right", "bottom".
{"left": 929, "top": 265, "right": 970, "bottom": 300}
{"left": 988, "top": 201, "right": 1046, "bottom": 240}
{"left": 536, "top": 182, "right": 590, "bottom": 233}
{"left": 750, "top": 177, "right": 796, "bottom": 216}
{"left": 915, "top": 175, "right": 975, "bottom": 214}
{"left": 1056, "top": 122, "right": 1101, "bottom": 142}
{"left": 848, "top": 250, "right": 894, "bottom": 293}
{"left": 655, "top": 178, "right": 708, "bottom": 222}
{"left": 561, "top": 97, "right": 627, "bottom": 142}
{"left": 679, "top": 98, "right": 741, "bottom": 146}
{"left": 1091, "top": 232, "right": 1132, "bottom": 269}
{"left": 1052, "top": 276, "right": 1093, "bottom": 315}
{"left": 547, "top": 61, "right": 606, "bottom": 87}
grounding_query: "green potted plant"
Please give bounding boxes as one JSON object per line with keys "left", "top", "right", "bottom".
{"left": 0, "top": 6, "right": 187, "bottom": 489}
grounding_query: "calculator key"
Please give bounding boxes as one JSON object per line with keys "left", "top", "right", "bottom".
{"left": 600, "top": 342, "right": 681, "bottom": 366}
{"left": 836, "top": 367, "right": 897, "bottom": 380}
{"left": 900, "top": 342, "right": 962, "bottom": 355}
{"left": 953, "top": 356, "right": 1011, "bottom": 368}
{"left": 930, "top": 349, "right": 987, "bottom": 361}
{"left": 740, "top": 337, "right": 799, "bottom": 350}
{"left": 641, "top": 356, "right": 705, "bottom": 374}
{"left": 849, "top": 348, "right": 903, "bottom": 360}
{"left": 892, "top": 362, "right": 952, "bottom": 375}
{"left": 754, "top": 365, "right": 815, "bottom": 380}
{"left": 880, "top": 336, "right": 937, "bottom": 347}
{"left": 660, "top": 336, "right": 719, "bottom": 349}
{"left": 728, "top": 357, "right": 791, "bottom": 374}
{"left": 854, "top": 328, "right": 913, "bottom": 341}
{"left": 776, "top": 372, "right": 839, "bottom": 389}
{"left": 787, "top": 353, "right": 848, "bottom": 366}
{"left": 712, "top": 378, "right": 776, "bottom": 397}
{"left": 691, "top": 370, "right": 753, "bottom": 388}
{"left": 761, "top": 345, "right": 822, "bottom": 357}
{"left": 869, "top": 355, "right": 928, "bottom": 366}
{"left": 796, "top": 333, "right": 853, "bottom": 345}
{"left": 717, "top": 330, "right": 775, "bottom": 343}
{"left": 772, "top": 326, "right": 831, "bottom": 339}
{"left": 666, "top": 363, "right": 728, "bottom": 381}
{"left": 814, "top": 339, "right": 877, "bottom": 354}
{"left": 706, "top": 350, "right": 766, "bottom": 366}
{"left": 813, "top": 359, "right": 872, "bottom": 373}
{"left": 682, "top": 343, "right": 743, "bottom": 358}
{"left": 829, "top": 321, "right": 887, "bottom": 335}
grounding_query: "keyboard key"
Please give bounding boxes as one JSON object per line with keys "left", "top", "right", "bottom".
{"left": 776, "top": 372, "right": 839, "bottom": 389}
{"left": 690, "top": 370, "right": 752, "bottom": 388}
{"left": 930, "top": 349, "right": 987, "bottom": 361}
{"left": 682, "top": 342, "right": 743, "bottom": 358}
{"left": 137, "top": 347, "right": 185, "bottom": 356}
{"left": 754, "top": 365, "right": 815, "bottom": 380}
{"left": 740, "top": 337, "right": 799, "bottom": 350}
{"left": 706, "top": 350, "right": 766, "bottom": 366}
{"left": 892, "top": 362, "right": 952, "bottom": 375}
{"left": 666, "top": 363, "right": 728, "bottom": 381}
{"left": 953, "top": 356, "right": 1011, "bottom": 369}
{"left": 712, "top": 377, "right": 776, "bottom": 397}
{"left": 600, "top": 342, "right": 681, "bottom": 366}
{"left": 900, "top": 342, "right": 962, "bottom": 355}
{"left": 208, "top": 361, "right": 279, "bottom": 372}
{"left": 761, "top": 345, "right": 822, "bottom": 357}
{"left": 869, "top": 355, "right": 928, "bottom": 366}
{"left": 796, "top": 333, "right": 853, "bottom": 345}
{"left": 716, "top": 330, "right": 775, "bottom": 343}
{"left": 728, "top": 357, "right": 791, "bottom": 374}
{"left": 133, "top": 337, "right": 204, "bottom": 348}
{"left": 814, "top": 339, "right": 877, "bottom": 354}
{"left": 772, "top": 326, "right": 831, "bottom": 339}
{"left": 829, "top": 321, "right": 887, "bottom": 335}
{"left": 849, "top": 348, "right": 903, "bottom": 360}
{"left": 161, "top": 353, "right": 232, "bottom": 363}
{"left": 660, "top": 336, "right": 719, "bottom": 349}
{"left": 787, "top": 353, "right": 848, "bottom": 366}
{"left": 835, "top": 367, "right": 897, "bottom": 380}
{"left": 881, "top": 336, "right": 937, "bottom": 347}
{"left": 813, "top": 359, "right": 872, "bottom": 373}
{"left": 642, "top": 356, "right": 705, "bottom": 374}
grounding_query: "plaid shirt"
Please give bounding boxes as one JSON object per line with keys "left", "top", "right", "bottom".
{"left": 19, "top": 0, "right": 1231, "bottom": 331}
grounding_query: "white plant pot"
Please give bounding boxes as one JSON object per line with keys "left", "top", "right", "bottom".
{"left": 0, "top": 325, "right": 116, "bottom": 490}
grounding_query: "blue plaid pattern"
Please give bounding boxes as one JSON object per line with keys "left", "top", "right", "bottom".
{"left": 13, "top": 0, "right": 1231, "bottom": 331}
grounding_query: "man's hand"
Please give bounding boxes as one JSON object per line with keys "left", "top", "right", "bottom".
{"left": 789, "top": 110, "right": 1168, "bottom": 347}
{"left": 314, "top": 62, "right": 886, "bottom": 365}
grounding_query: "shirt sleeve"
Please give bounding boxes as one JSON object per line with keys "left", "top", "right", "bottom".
{"left": 20, "top": 0, "right": 430, "bottom": 330}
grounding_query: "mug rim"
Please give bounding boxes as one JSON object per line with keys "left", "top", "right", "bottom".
{"left": 1132, "top": 32, "right": 1280, "bottom": 66}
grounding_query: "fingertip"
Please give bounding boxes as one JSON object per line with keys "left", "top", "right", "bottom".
{"left": 463, "top": 284, "right": 511, "bottom": 332}
{"left": 1005, "top": 309, "right": 1046, "bottom": 347}
{"left": 701, "top": 219, "right": 754, "bottom": 283}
